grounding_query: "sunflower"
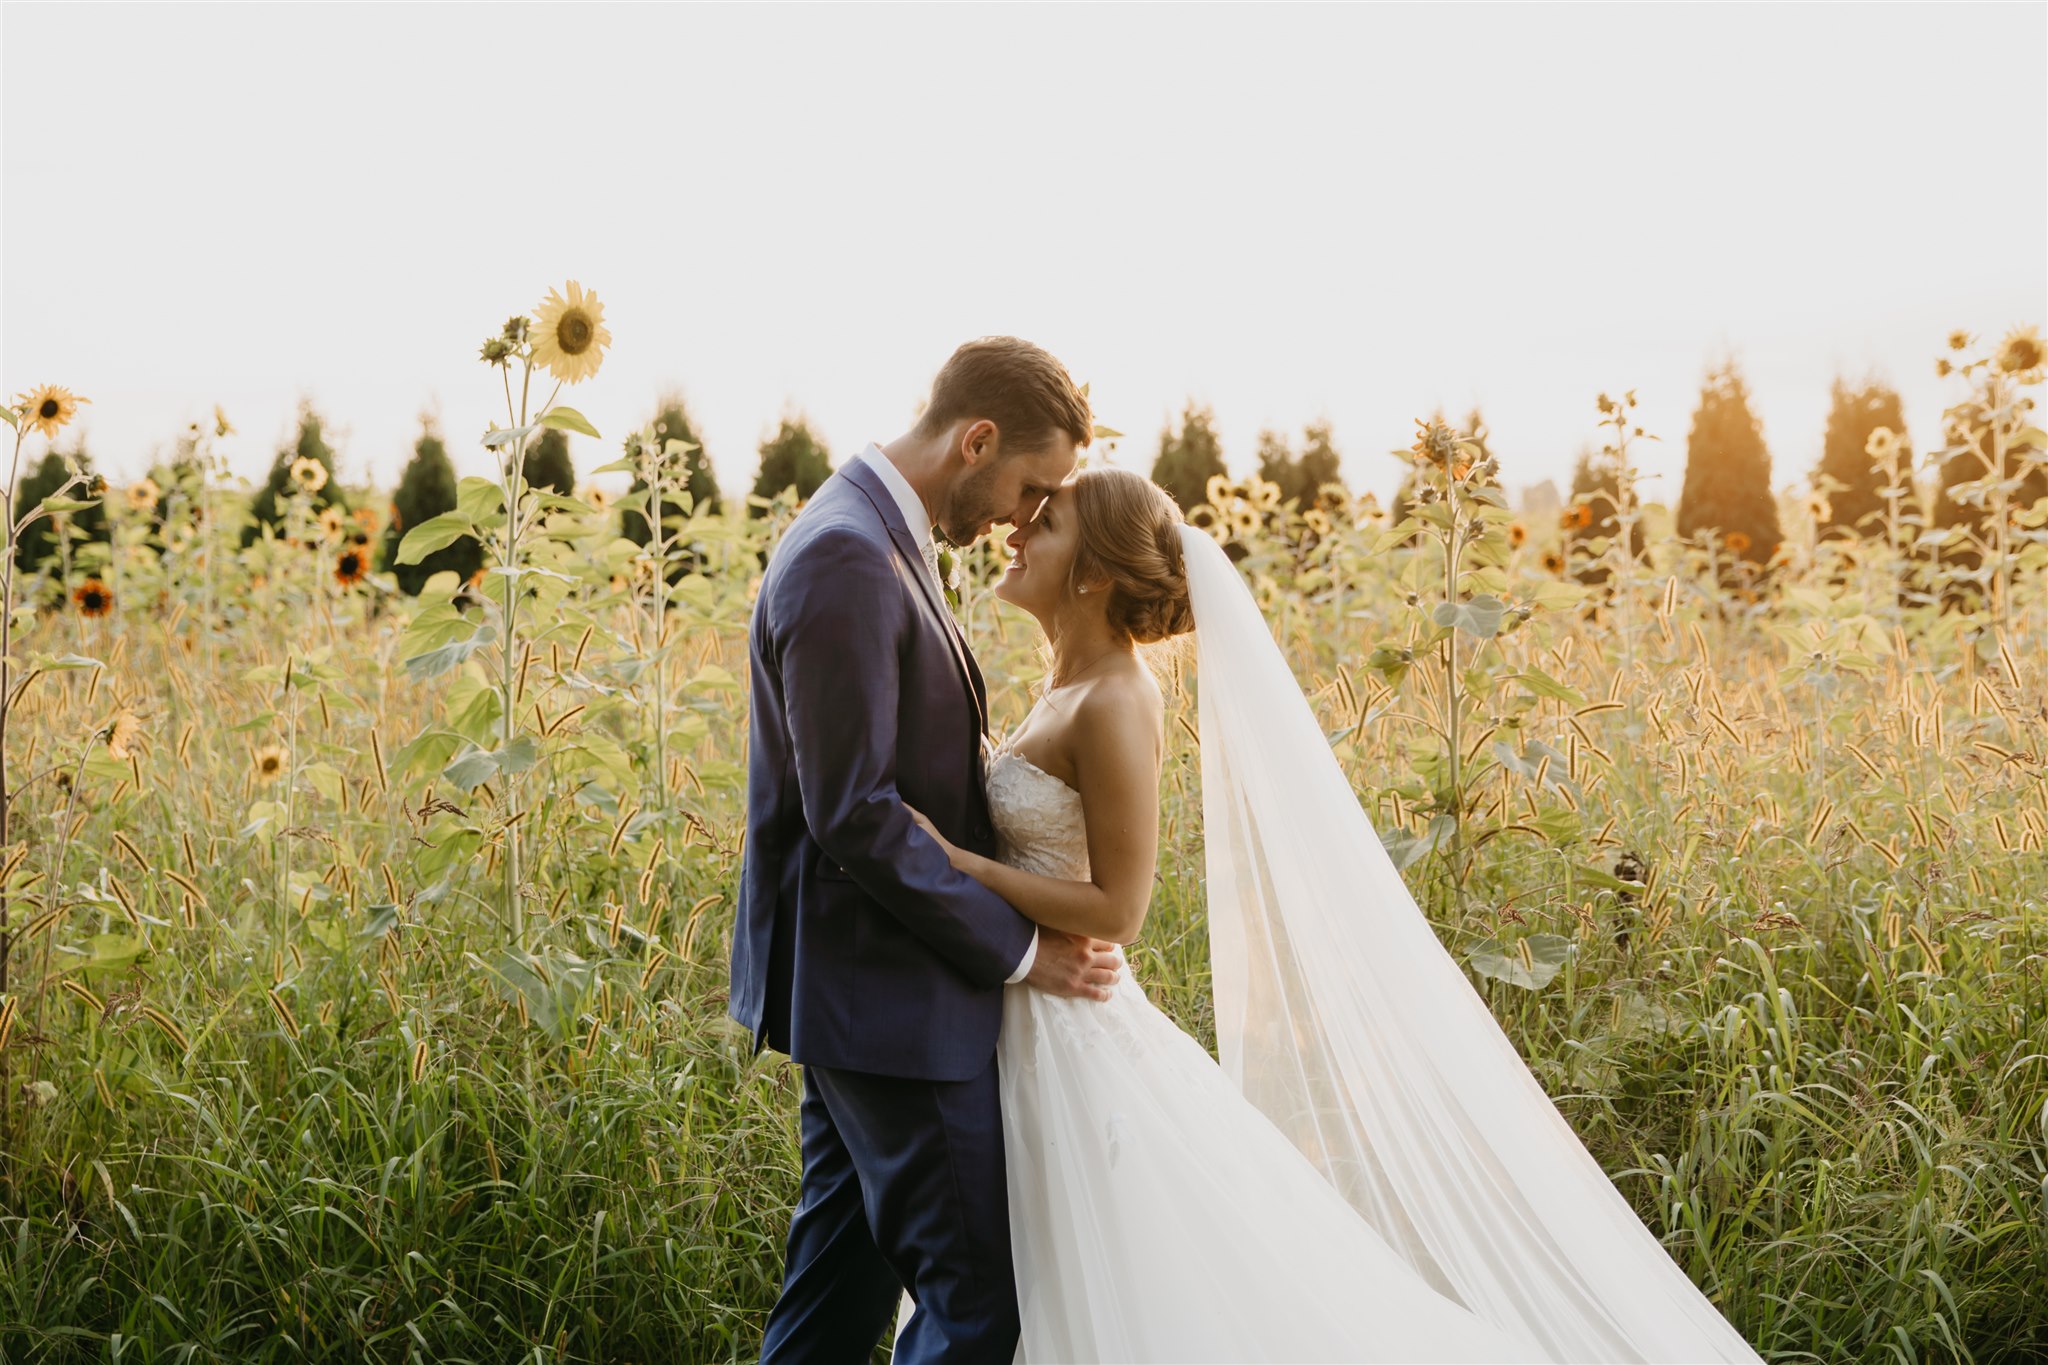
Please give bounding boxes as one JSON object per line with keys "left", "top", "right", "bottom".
{"left": 1187, "top": 504, "right": 1229, "bottom": 545}
{"left": 579, "top": 484, "right": 612, "bottom": 513}
{"left": 1541, "top": 550, "right": 1565, "bottom": 575}
{"left": 126, "top": 477, "right": 163, "bottom": 512}
{"left": 73, "top": 577, "right": 114, "bottom": 617}
{"left": 1249, "top": 477, "right": 1282, "bottom": 510}
{"left": 353, "top": 506, "right": 380, "bottom": 534}
{"left": 1725, "top": 531, "right": 1753, "bottom": 554}
{"left": 16, "top": 384, "right": 90, "bottom": 440}
{"left": 213, "top": 405, "right": 235, "bottom": 438}
{"left": 1865, "top": 426, "right": 1901, "bottom": 460}
{"left": 317, "top": 505, "right": 346, "bottom": 542}
{"left": 1356, "top": 492, "right": 1384, "bottom": 524}
{"left": 1935, "top": 358, "right": 1953, "bottom": 378}
{"left": 334, "top": 547, "right": 368, "bottom": 587}
{"left": 105, "top": 711, "right": 144, "bottom": 761}
{"left": 289, "top": 456, "right": 329, "bottom": 494}
{"left": 253, "top": 744, "right": 288, "bottom": 783}
{"left": 1508, "top": 521, "right": 1528, "bottom": 548}
{"left": 1230, "top": 505, "right": 1261, "bottom": 539}
{"left": 1204, "top": 474, "right": 1233, "bottom": 509}
{"left": 1996, "top": 325, "right": 2044, "bottom": 382}
{"left": 1948, "top": 330, "right": 1972, "bottom": 352}
{"left": 1409, "top": 417, "right": 1457, "bottom": 468}
{"left": 531, "top": 280, "right": 612, "bottom": 384}
{"left": 1807, "top": 494, "right": 1832, "bottom": 520}
{"left": 1303, "top": 507, "right": 1333, "bottom": 537}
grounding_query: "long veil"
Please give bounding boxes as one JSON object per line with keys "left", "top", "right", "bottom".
{"left": 1178, "top": 525, "right": 1760, "bottom": 1364}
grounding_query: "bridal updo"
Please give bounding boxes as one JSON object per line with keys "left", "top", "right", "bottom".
{"left": 1069, "top": 467, "right": 1196, "bottom": 644}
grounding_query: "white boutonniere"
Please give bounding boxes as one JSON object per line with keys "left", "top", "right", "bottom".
{"left": 935, "top": 545, "right": 963, "bottom": 614}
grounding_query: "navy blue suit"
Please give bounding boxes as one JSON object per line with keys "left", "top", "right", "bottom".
{"left": 732, "top": 457, "right": 1034, "bottom": 1361}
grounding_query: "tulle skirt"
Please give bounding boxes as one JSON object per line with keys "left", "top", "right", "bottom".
{"left": 900, "top": 960, "right": 1548, "bottom": 1363}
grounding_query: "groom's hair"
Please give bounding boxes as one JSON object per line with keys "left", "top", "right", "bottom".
{"left": 913, "top": 337, "right": 1094, "bottom": 456}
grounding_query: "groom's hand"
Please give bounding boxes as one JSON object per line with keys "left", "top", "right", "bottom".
{"left": 1026, "top": 927, "right": 1123, "bottom": 1003}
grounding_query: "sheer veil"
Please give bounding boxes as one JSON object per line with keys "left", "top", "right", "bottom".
{"left": 1178, "top": 525, "right": 1761, "bottom": 1363}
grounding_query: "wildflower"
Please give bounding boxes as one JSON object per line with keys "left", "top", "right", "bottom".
{"left": 333, "top": 546, "right": 368, "bottom": 587}
{"left": 1205, "top": 474, "right": 1233, "bottom": 509}
{"left": 126, "top": 478, "right": 162, "bottom": 512}
{"left": 1996, "top": 325, "right": 2044, "bottom": 382}
{"left": 1508, "top": 521, "right": 1528, "bottom": 548}
{"left": 1865, "top": 426, "right": 1901, "bottom": 460}
{"left": 1725, "top": 531, "right": 1753, "bottom": 554}
{"left": 253, "top": 744, "right": 288, "bottom": 783}
{"left": 1541, "top": 550, "right": 1565, "bottom": 574}
{"left": 288, "top": 456, "right": 329, "bottom": 494}
{"left": 1948, "top": 330, "right": 1972, "bottom": 352}
{"left": 104, "top": 710, "right": 143, "bottom": 760}
{"left": 16, "top": 384, "right": 89, "bottom": 440}
{"left": 530, "top": 280, "right": 611, "bottom": 384}
{"left": 73, "top": 577, "right": 114, "bottom": 617}
{"left": 213, "top": 405, "right": 235, "bottom": 438}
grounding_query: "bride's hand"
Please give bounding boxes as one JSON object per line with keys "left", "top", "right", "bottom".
{"left": 905, "top": 804, "right": 967, "bottom": 870}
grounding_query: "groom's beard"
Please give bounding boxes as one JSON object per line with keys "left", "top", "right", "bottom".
{"left": 934, "top": 460, "right": 1005, "bottom": 548}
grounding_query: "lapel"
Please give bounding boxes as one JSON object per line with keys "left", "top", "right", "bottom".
{"left": 842, "top": 459, "right": 990, "bottom": 735}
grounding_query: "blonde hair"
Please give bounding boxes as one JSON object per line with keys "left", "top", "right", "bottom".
{"left": 1068, "top": 467, "right": 1195, "bottom": 644}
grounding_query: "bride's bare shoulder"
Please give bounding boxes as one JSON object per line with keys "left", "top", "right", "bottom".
{"left": 1068, "top": 657, "right": 1165, "bottom": 745}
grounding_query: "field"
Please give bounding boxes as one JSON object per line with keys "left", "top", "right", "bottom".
{"left": 0, "top": 325, "right": 2044, "bottom": 1365}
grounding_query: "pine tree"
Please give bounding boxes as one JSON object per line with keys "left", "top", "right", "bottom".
{"left": 380, "top": 424, "right": 481, "bottom": 595}
{"left": 14, "top": 445, "right": 109, "bottom": 572}
{"left": 243, "top": 402, "right": 348, "bottom": 546}
{"left": 750, "top": 416, "right": 833, "bottom": 514}
{"left": 522, "top": 427, "right": 577, "bottom": 496}
{"left": 1676, "top": 361, "right": 1782, "bottom": 573}
{"left": 1563, "top": 447, "right": 1645, "bottom": 588}
{"left": 1814, "top": 378, "right": 1909, "bottom": 542}
{"left": 1150, "top": 402, "right": 1226, "bottom": 513}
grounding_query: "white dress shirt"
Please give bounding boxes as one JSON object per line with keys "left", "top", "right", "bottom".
{"left": 855, "top": 445, "right": 1039, "bottom": 985}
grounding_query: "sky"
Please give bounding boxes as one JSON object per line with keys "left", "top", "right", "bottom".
{"left": 3, "top": 3, "right": 2044, "bottom": 509}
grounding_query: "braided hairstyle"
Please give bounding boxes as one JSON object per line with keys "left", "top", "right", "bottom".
{"left": 1067, "top": 467, "right": 1196, "bottom": 644}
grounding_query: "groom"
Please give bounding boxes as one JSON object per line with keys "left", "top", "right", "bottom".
{"left": 731, "top": 337, "right": 1125, "bottom": 1362}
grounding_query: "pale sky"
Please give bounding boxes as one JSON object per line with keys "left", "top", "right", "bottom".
{"left": 4, "top": 3, "right": 2044, "bottom": 509}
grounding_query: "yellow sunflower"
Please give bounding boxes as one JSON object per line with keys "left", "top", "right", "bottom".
{"left": 1508, "top": 521, "right": 1528, "bottom": 548}
{"left": 1230, "top": 505, "right": 1261, "bottom": 538}
{"left": 1864, "top": 426, "right": 1901, "bottom": 460}
{"left": 1996, "top": 325, "right": 2044, "bottom": 382}
{"left": 317, "top": 505, "right": 346, "bottom": 542}
{"left": 579, "top": 484, "right": 612, "bottom": 513}
{"left": 73, "top": 577, "right": 114, "bottom": 617}
{"left": 1948, "top": 330, "right": 1972, "bottom": 352}
{"left": 1357, "top": 492, "right": 1384, "bottom": 523}
{"left": 1541, "top": 550, "right": 1565, "bottom": 575}
{"left": 1303, "top": 507, "right": 1333, "bottom": 537}
{"left": 16, "top": 384, "right": 90, "bottom": 440}
{"left": 253, "top": 744, "right": 288, "bottom": 783}
{"left": 105, "top": 711, "right": 144, "bottom": 761}
{"left": 289, "top": 456, "right": 329, "bottom": 494}
{"left": 1725, "top": 531, "right": 1753, "bottom": 554}
{"left": 333, "top": 546, "right": 368, "bottom": 587}
{"left": 1249, "top": 476, "right": 1282, "bottom": 510}
{"left": 127, "top": 477, "right": 163, "bottom": 512}
{"left": 531, "top": 280, "right": 612, "bottom": 384}
{"left": 1204, "top": 474, "right": 1233, "bottom": 509}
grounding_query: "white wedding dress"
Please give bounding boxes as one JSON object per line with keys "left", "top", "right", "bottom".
{"left": 899, "top": 526, "right": 1762, "bottom": 1364}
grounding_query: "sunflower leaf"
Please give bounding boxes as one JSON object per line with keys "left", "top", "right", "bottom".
{"left": 0, "top": 406, "right": 17, "bottom": 431}
{"left": 482, "top": 423, "right": 540, "bottom": 450}
{"left": 396, "top": 512, "right": 479, "bottom": 566}
{"left": 538, "top": 406, "right": 600, "bottom": 440}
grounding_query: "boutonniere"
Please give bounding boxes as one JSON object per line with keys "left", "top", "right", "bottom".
{"left": 935, "top": 545, "right": 963, "bottom": 614}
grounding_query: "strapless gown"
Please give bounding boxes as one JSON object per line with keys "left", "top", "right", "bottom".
{"left": 898, "top": 732, "right": 1548, "bottom": 1363}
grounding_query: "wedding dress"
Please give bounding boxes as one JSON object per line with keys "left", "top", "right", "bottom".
{"left": 902, "top": 526, "right": 1761, "bottom": 1363}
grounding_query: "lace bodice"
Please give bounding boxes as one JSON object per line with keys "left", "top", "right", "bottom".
{"left": 984, "top": 732, "right": 1090, "bottom": 881}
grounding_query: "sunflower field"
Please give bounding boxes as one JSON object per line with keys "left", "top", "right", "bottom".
{"left": 0, "top": 289, "right": 2045, "bottom": 1364}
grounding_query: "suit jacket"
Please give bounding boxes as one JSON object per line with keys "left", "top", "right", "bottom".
{"left": 730, "top": 457, "right": 1035, "bottom": 1081}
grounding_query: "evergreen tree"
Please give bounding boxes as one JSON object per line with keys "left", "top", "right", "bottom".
{"left": 522, "top": 427, "right": 576, "bottom": 496}
{"left": 1814, "top": 378, "right": 1909, "bottom": 542}
{"left": 380, "top": 424, "right": 481, "bottom": 595}
{"left": 14, "top": 444, "right": 109, "bottom": 572}
{"left": 1563, "top": 447, "right": 1646, "bottom": 587}
{"left": 750, "top": 416, "right": 833, "bottom": 514}
{"left": 1254, "top": 429, "right": 1299, "bottom": 503}
{"left": 1297, "top": 419, "right": 1346, "bottom": 505}
{"left": 1150, "top": 402, "right": 1227, "bottom": 513}
{"left": 1676, "top": 361, "right": 1782, "bottom": 573}
{"left": 243, "top": 402, "right": 348, "bottom": 546}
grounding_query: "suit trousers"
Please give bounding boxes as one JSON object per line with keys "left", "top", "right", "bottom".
{"left": 760, "top": 1054, "right": 1020, "bottom": 1363}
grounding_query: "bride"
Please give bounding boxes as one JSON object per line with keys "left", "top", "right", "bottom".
{"left": 906, "top": 467, "right": 1761, "bottom": 1363}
